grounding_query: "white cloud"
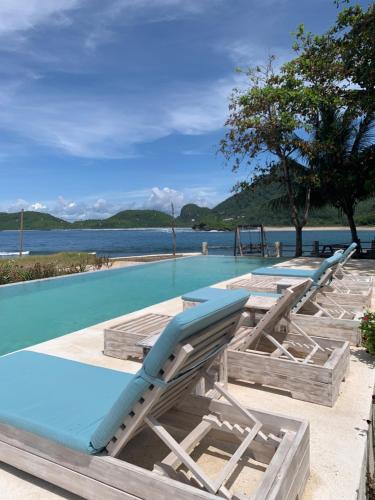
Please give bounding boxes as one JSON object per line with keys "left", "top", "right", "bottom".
{"left": 0, "top": 73, "right": 242, "bottom": 158}
{"left": 144, "top": 187, "right": 185, "bottom": 213}
{"left": 0, "top": 0, "right": 80, "bottom": 35}
{"left": 30, "top": 202, "right": 47, "bottom": 211}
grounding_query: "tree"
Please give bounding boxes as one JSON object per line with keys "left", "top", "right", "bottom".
{"left": 287, "top": 2, "right": 375, "bottom": 243}
{"left": 220, "top": 59, "right": 318, "bottom": 256}
{"left": 311, "top": 106, "right": 375, "bottom": 245}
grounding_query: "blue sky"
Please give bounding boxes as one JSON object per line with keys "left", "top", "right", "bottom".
{"left": 0, "top": 0, "right": 368, "bottom": 220}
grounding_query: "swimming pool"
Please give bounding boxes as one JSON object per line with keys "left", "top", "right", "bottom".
{"left": 0, "top": 255, "right": 280, "bottom": 355}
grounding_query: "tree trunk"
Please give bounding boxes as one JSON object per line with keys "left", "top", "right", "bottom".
{"left": 279, "top": 154, "right": 305, "bottom": 258}
{"left": 295, "top": 225, "right": 303, "bottom": 257}
{"left": 345, "top": 209, "right": 360, "bottom": 248}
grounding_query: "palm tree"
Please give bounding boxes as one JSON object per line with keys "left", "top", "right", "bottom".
{"left": 312, "top": 107, "right": 375, "bottom": 247}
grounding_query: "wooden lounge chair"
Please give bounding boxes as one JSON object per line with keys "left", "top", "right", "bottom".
{"left": 229, "top": 259, "right": 372, "bottom": 307}
{"left": 227, "top": 281, "right": 350, "bottom": 407}
{"left": 332, "top": 243, "right": 373, "bottom": 285}
{"left": 0, "top": 292, "right": 309, "bottom": 499}
{"left": 228, "top": 270, "right": 368, "bottom": 327}
{"left": 249, "top": 252, "right": 344, "bottom": 283}
{"left": 289, "top": 279, "right": 363, "bottom": 346}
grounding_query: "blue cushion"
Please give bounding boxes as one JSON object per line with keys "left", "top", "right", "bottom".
{"left": 143, "top": 290, "right": 250, "bottom": 378}
{"left": 253, "top": 252, "right": 344, "bottom": 283}
{"left": 341, "top": 242, "right": 357, "bottom": 261}
{"left": 182, "top": 287, "right": 280, "bottom": 302}
{"left": 252, "top": 267, "right": 316, "bottom": 278}
{"left": 0, "top": 351, "right": 136, "bottom": 454}
{"left": 311, "top": 252, "right": 343, "bottom": 281}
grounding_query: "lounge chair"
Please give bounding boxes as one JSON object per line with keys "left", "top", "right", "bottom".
{"left": 289, "top": 276, "right": 363, "bottom": 346}
{"left": 250, "top": 251, "right": 344, "bottom": 282}
{"left": 229, "top": 249, "right": 372, "bottom": 306}
{"left": 230, "top": 268, "right": 365, "bottom": 343}
{"left": 227, "top": 281, "right": 350, "bottom": 407}
{"left": 104, "top": 288, "right": 281, "bottom": 361}
{"left": 0, "top": 293, "right": 309, "bottom": 499}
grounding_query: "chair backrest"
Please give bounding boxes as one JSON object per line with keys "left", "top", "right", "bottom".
{"left": 340, "top": 242, "right": 357, "bottom": 267}
{"left": 91, "top": 290, "right": 250, "bottom": 456}
{"left": 311, "top": 251, "right": 343, "bottom": 282}
{"left": 292, "top": 269, "right": 333, "bottom": 311}
{"left": 240, "top": 279, "right": 312, "bottom": 348}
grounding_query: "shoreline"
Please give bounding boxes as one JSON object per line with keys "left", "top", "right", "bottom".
{"left": 0, "top": 225, "right": 374, "bottom": 232}
{"left": 264, "top": 225, "right": 375, "bottom": 231}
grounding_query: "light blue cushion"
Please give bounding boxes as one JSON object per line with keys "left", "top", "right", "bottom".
{"left": 182, "top": 287, "right": 280, "bottom": 302}
{"left": 252, "top": 267, "right": 316, "bottom": 278}
{"left": 312, "top": 252, "right": 343, "bottom": 281}
{"left": 253, "top": 252, "right": 344, "bottom": 283}
{"left": 143, "top": 290, "right": 250, "bottom": 378}
{"left": 341, "top": 242, "right": 357, "bottom": 261}
{"left": 0, "top": 351, "right": 136, "bottom": 454}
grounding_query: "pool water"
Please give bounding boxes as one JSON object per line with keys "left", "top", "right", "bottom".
{"left": 0, "top": 256, "right": 280, "bottom": 355}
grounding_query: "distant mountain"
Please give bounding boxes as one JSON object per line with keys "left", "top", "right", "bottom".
{"left": 0, "top": 211, "right": 69, "bottom": 230}
{"left": 1, "top": 187, "right": 374, "bottom": 231}
{"left": 211, "top": 188, "right": 375, "bottom": 226}
{"left": 72, "top": 210, "right": 174, "bottom": 229}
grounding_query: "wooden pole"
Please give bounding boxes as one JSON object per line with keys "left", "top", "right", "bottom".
{"left": 171, "top": 202, "right": 176, "bottom": 257}
{"left": 260, "top": 225, "right": 265, "bottom": 257}
{"left": 19, "top": 208, "right": 24, "bottom": 257}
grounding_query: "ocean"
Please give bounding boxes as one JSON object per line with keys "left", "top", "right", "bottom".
{"left": 0, "top": 228, "right": 374, "bottom": 257}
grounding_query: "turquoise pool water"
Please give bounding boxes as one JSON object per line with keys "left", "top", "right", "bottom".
{"left": 0, "top": 256, "right": 280, "bottom": 355}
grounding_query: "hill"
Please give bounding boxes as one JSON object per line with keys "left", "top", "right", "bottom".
{"left": 0, "top": 211, "right": 69, "bottom": 230}
{"left": 72, "top": 210, "right": 174, "bottom": 229}
{"left": 178, "top": 186, "right": 375, "bottom": 229}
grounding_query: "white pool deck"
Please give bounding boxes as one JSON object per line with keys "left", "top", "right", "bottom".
{"left": 1, "top": 257, "right": 375, "bottom": 499}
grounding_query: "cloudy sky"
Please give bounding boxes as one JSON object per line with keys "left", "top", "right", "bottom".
{"left": 0, "top": 0, "right": 366, "bottom": 220}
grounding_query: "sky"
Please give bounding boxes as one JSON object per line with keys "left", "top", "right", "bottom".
{"left": 0, "top": 0, "right": 368, "bottom": 220}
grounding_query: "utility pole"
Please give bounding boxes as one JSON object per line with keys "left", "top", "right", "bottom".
{"left": 171, "top": 202, "right": 176, "bottom": 257}
{"left": 19, "top": 208, "right": 24, "bottom": 257}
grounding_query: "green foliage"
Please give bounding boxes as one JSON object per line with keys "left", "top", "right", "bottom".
{"left": 178, "top": 204, "right": 213, "bottom": 223}
{"left": 0, "top": 253, "right": 110, "bottom": 285}
{"left": 287, "top": 2, "right": 375, "bottom": 241}
{"left": 310, "top": 106, "right": 375, "bottom": 241}
{"left": 207, "top": 180, "right": 375, "bottom": 227}
{"left": 72, "top": 210, "right": 174, "bottom": 229}
{"left": 360, "top": 311, "right": 375, "bottom": 353}
{"left": 0, "top": 211, "right": 69, "bottom": 230}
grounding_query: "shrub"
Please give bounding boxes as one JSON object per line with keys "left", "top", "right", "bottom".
{"left": 360, "top": 311, "right": 375, "bottom": 353}
{"left": 0, "top": 253, "right": 112, "bottom": 285}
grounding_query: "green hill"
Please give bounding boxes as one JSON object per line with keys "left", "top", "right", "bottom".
{"left": 0, "top": 211, "right": 69, "bottom": 230}
{"left": 72, "top": 210, "right": 174, "bottom": 229}
{"left": 210, "top": 188, "right": 375, "bottom": 227}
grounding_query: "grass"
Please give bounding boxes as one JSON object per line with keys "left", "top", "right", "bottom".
{"left": 0, "top": 252, "right": 111, "bottom": 285}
